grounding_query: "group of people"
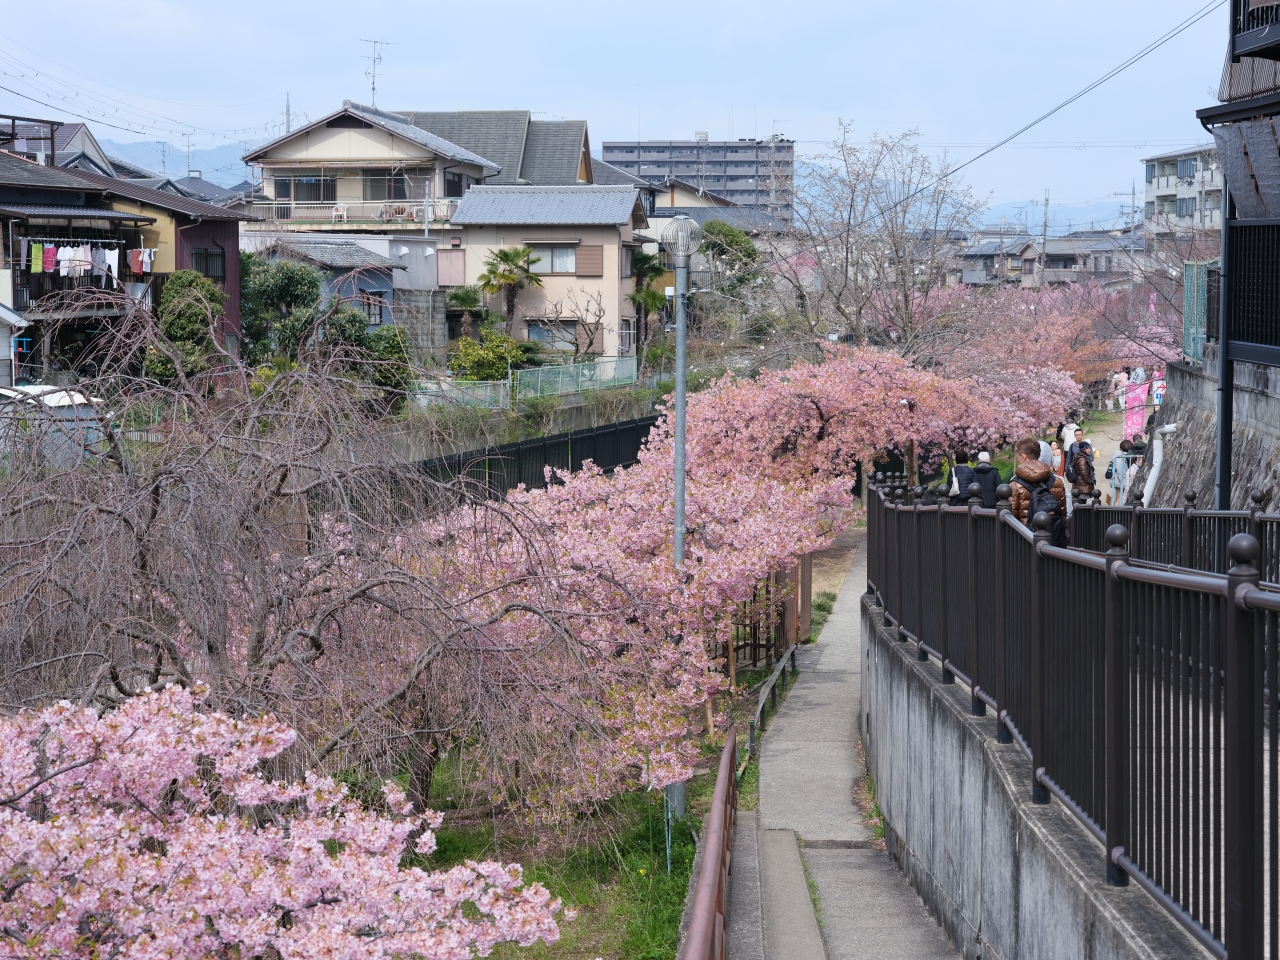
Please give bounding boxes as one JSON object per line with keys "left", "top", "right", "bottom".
{"left": 946, "top": 427, "right": 1122, "bottom": 547}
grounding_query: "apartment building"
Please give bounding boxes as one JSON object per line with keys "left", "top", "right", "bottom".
{"left": 1142, "top": 145, "right": 1223, "bottom": 234}
{"left": 600, "top": 133, "right": 794, "bottom": 218}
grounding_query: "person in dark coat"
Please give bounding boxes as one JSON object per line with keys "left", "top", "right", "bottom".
{"left": 973, "top": 451, "right": 1001, "bottom": 507}
{"left": 949, "top": 451, "right": 977, "bottom": 505}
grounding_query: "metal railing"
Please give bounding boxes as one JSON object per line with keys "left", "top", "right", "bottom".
{"left": 514, "top": 356, "right": 638, "bottom": 399}
{"left": 418, "top": 415, "right": 659, "bottom": 498}
{"left": 867, "top": 474, "right": 1280, "bottom": 960}
{"left": 678, "top": 726, "right": 737, "bottom": 960}
{"left": 412, "top": 378, "right": 511, "bottom": 410}
{"left": 248, "top": 198, "right": 460, "bottom": 224}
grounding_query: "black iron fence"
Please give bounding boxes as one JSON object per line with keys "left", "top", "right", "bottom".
{"left": 418, "top": 415, "right": 660, "bottom": 499}
{"left": 867, "top": 474, "right": 1280, "bottom": 960}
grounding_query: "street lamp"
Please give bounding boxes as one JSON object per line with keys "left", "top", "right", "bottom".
{"left": 660, "top": 214, "right": 701, "bottom": 832}
{"left": 662, "top": 215, "right": 702, "bottom": 568}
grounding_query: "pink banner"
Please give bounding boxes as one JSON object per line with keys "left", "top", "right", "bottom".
{"left": 1124, "top": 381, "right": 1150, "bottom": 440}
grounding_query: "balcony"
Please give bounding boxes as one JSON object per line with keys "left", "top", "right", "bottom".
{"left": 1233, "top": 0, "right": 1280, "bottom": 60}
{"left": 246, "top": 199, "right": 461, "bottom": 228}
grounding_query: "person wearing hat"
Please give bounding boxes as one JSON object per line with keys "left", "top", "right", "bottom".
{"left": 973, "top": 451, "right": 1001, "bottom": 507}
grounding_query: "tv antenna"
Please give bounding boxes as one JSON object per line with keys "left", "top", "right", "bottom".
{"left": 360, "top": 39, "right": 389, "bottom": 106}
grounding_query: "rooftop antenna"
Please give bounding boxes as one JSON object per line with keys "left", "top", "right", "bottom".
{"left": 286, "top": 92, "right": 291, "bottom": 134}
{"left": 361, "top": 39, "right": 389, "bottom": 106}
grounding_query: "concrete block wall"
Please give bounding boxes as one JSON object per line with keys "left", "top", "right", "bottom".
{"left": 861, "top": 596, "right": 1213, "bottom": 960}
{"left": 393, "top": 289, "right": 448, "bottom": 367}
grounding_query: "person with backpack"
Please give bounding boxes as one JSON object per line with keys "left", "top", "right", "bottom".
{"left": 973, "top": 451, "right": 1002, "bottom": 507}
{"left": 1009, "top": 437, "right": 1069, "bottom": 545}
{"left": 1066, "top": 427, "right": 1096, "bottom": 498}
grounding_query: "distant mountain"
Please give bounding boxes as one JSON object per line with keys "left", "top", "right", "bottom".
{"left": 98, "top": 140, "right": 263, "bottom": 188}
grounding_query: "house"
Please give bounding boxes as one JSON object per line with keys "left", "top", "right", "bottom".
{"left": 241, "top": 102, "right": 502, "bottom": 234}
{"left": 393, "top": 111, "right": 593, "bottom": 186}
{"left": 444, "top": 185, "right": 648, "bottom": 356}
{"left": 243, "top": 232, "right": 446, "bottom": 363}
{"left": 64, "top": 169, "right": 255, "bottom": 355}
{"left": 959, "top": 235, "right": 1034, "bottom": 285}
{"left": 591, "top": 159, "right": 661, "bottom": 216}
{"left": 1141, "top": 145, "right": 1222, "bottom": 234}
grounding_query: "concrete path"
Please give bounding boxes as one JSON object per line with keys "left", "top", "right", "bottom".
{"left": 727, "top": 531, "right": 960, "bottom": 960}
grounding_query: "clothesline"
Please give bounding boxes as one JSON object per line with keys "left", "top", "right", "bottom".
{"left": 15, "top": 237, "right": 129, "bottom": 246}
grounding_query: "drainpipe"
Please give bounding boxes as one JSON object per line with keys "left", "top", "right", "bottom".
{"left": 1143, "top": 423, "right": 1178, "bottom": 505}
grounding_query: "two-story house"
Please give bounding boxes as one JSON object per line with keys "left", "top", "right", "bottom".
{"left": 241, "top": 101, "right": 502, "bottom": 233}
{"left": 444, "top": 185, "right": 648, "bottom": 357}
{"left": 1142, "top": 146, "right": 1223, "bottom": 234}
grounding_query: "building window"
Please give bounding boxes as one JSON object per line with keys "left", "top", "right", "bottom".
{"left": 274, "top": 176, "right": 335, "bottom": 203}
{"left": 1145, "top": 163, "right": 1155, "bottom": 184}
{"left": 360, "top": 291, "right": 387, "bottom": 324}
{"left": 620, "top": 318, "right": 636, "bottom": 353}
{"left": 622, "top": 247, "right": 634, "bottom": 278}
{"left": 1176, "top": 197, "right": 1198, "bottom": 217}
{"left": 191, "top": 247, "right": 225, "bottom": 283}
{"left": 1144, "top": 201, "right": 1155, "bottom": 218}
{"left": 1021, "top": 258, "right": 1036, "bottom": 275}
{"left": 529, "top": 247, "right": 576, "bottom": 275}
{"left": 364, "top": 170, "right": 413, "bottom": 201}
{"left": 1177, "top": 158, "right": 1197, "bottom": 178}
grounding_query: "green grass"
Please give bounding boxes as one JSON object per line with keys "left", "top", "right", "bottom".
{"left": 736, "top": 750, "right": 760, "bottom": 811}
{"left": 801, "top": 851, "right": 823, "bottom": 924}
{"left": 805, "top": 590, "right": 838, "bottom": 643}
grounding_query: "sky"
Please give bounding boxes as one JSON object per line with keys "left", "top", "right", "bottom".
{"left": 0, "top": 0, "right": 1229, "bottom": 232}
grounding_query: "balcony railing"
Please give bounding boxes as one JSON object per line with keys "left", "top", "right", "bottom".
{"left": 248, "top": 199, "right": 462, "bottom": 225}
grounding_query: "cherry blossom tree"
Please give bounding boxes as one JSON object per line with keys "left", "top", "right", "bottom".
{"left": 0, "top": 685, "right": 563, "bottom": 960}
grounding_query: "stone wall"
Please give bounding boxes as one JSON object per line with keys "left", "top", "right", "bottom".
{"left": 861, "top": 596, "right": 1212, "bottom": 960}
{"left": 1140, "top": 350, "right": 1280, "bottom": 507}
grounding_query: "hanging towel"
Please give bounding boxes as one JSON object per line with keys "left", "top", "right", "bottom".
{"left": 56, "top": 246, "right": 71, "bottom": 277}
{"left": 42, "top": 244, "right": 55, "bottom": 273}
{"left": 79, "top": 244, "right": 91, "bottom": 278}
{"left": 141, "top": 248, "right": 154, "bottom": 273}
{"left": 90, "top": 246, "right": 104, "bottom": 279}
{"left": 128, "top": 249, "right": 143, "bottom": 274}
{"left": 104, "top": 247, "right": 119, "bottom": 280}
{"left": 19, "top": 237, "right": 28, "bottom": 270}
{"left": 27, "top": 242, "right": 39, "bottom": 273}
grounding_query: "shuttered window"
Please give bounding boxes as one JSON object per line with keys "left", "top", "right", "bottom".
{"left": 437, "top": 249, "right": 466, "bottom": 286}
{"left": 576, "top": 245, "right": 604, "bottom": 277}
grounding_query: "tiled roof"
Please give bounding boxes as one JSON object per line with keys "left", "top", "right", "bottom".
{"left": 243, "top": 104, "right": 501, "bottom": 173}
{"left": 648, "top": 205, "right": 787, "bottom": 234}
{"left": 590, "top": 159, "right": 650, "bottom": 187}
{"left": 0, "top": 150, "right": 102, "bottom": 191}
{"left": 0, "top": 204, "right": 154, "bottom": 222}
{"left": 520, "top": 120, "right": 587, "bottom": 185}
{"left": 964, "top": 237, "right": 1033, "bottom": 257}
{"left": 450, "top": 185, "right": 642, "bottom": 225}
{"left": 395, "top": 110, "right": 529, "bottom": 184}
{"left": 108, "top": 155, "right": 160, "bottom": 179}
{"left": 62, "top": 168, "right": 257, "bottom": 220}
{"left": 172, "top": 176, "right": 239, "bottom": 202}
{"left": 268, "top": 237, "right": 405, "bottom": 271}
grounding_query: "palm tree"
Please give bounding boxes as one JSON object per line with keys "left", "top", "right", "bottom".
{"left": 477, "top": 246, "right": 543, "bottom": 334}
{"left": 446, "top": 285, "right": 483, "bottom": 340}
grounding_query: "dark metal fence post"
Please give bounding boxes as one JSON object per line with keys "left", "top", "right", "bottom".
{"left": 1224, "top": 533, "right": 1263, "bottom": 960}
{"left": 1248, "top": 489, "right": 1266, "bottom": 572}
{"left": 1181, "top": 490, "right": 1196, "bottom": 569}
{"left": 1130, "top": 489, "right": 1144, "bottom": 561}
{"left": 993, "top": 484, "right": 1013, "bottom": 744}
{"left": 939, "top": 492, "right": 953, "bottom": 684}
{"left": 967, "top": 482, "right": 984, "bottom": 716}
{"left": 1030, "top": 512, "right": 1051, "bottom": 803}
{"left": 914, "top": 489, "right": 928, "bottom": 661}
{"left": 1104, "top": 523, "right": 1130, "bottom": 887}
{"left": 894, "top": 489, "right": 907, "bottom": 641}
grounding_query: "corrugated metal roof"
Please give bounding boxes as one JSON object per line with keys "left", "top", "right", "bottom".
{"left": 0, "top": 150, "right": 100, "bottom": 190}
{"left": 450, "top": 185, "right": 641, "bottom": 225}
{"left": 268, "top": 237, "right": 405, "bottom": 271}
{"left": 0, "top": 203, "right": 154, "bottom": 222}
{"left": 63, "top": 168, "right": 257, "bottom": 220}
{"left": 395, "top": 110, "right": 529, "bottom": 184}
{"left": 520, "top": 120, "right": 586, "bottom": 185}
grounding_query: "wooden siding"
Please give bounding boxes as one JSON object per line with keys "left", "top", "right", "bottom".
{"left": 174, "top": 219, "right": 241, "bottom": 337}
{"left": 576, "top": 245, "right": 603, "bottom": 277}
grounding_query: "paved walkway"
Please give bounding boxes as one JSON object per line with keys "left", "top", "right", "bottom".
{"left": 727, "top": 531, "right": 959, "bottom": 960}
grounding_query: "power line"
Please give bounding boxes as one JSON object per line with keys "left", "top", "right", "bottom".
{"left": 706, "top": 0, "right": 1227, "bottom": 291}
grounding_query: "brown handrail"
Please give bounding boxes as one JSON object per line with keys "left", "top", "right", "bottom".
{"left": 678, "top": 725, "right": 738, "bottom": 960}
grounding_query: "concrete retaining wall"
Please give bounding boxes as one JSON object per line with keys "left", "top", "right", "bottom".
{"left": 861, "top": 595, "right": 1212, "bottom": 960}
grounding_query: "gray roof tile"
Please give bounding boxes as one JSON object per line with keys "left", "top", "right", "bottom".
{"left": 0, "top": 150, "right": 102, "bottom": 191}
{"left": 520, "top": 120, "right": 587, "bottom": 185}
{"left": 268, "top": 237, "right": 405, "bottom": 271}
{"left": 0, "top": 203, "right": 154, "bottom": 222}
{"left": 450, "top": 185, "right": 641, "bottom": 225}
{"left": 62, "top": 168, "right": 257, "bottom": 220}
{"left": 395, "top": 111, "right": 530, "bottom": 184}
{"left": 590, "top": 159, "right": 650, "bottom": 187}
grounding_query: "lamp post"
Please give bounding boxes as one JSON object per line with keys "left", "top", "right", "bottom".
{"left": 659, "top": 214, "right": 701, "bottom": 836}
{"left": 662, "top": 215, "right": 702, "bottom": 567}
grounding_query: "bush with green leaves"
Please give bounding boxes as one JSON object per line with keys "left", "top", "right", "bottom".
{"left": 143, "top": 270, "right": 225, "bottom": 382}
{"left": 239, "top": 251, "right": 324, "bottom": 363}
{"left": 450, "top": 329, "right": 528, "bottom": 381}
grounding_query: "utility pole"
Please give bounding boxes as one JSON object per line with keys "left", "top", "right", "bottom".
{"left": 1041, "top": 189, "right": 1049, "bottom": 287}
{"left": 361, "top": 39, "right": 388, "bottom": 106}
